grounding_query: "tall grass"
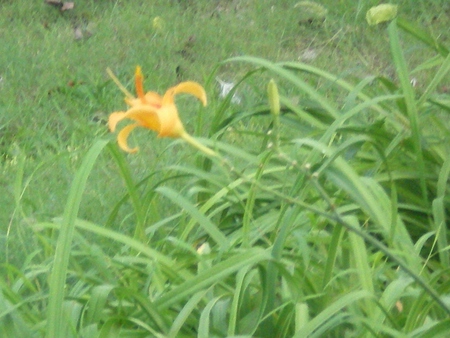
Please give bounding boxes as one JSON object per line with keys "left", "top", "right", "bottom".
{"left": 1, "top": 1, "right": 450, "bottom": 337}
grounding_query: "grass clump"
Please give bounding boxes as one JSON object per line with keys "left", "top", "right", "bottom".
{"left": 1, "top": 0, "right": 450, "bottom": 337}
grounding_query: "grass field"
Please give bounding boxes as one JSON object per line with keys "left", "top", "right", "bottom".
{"left": 1, "top": 0, "right": 450, "bottom": 337}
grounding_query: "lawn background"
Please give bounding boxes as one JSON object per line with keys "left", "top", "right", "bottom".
{"left": 1, "top": 0, "right": 450, "bottom": 337}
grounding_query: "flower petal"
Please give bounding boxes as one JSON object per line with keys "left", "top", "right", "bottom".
{"left": 108, "top": 112, "right": 127, "bottom": 132}
{"left": 156, "top": 104, "right": 185, "bottom": 137}
{"left": 125, "top": 91, "right": 163, "bottom": 108}
{"left": 162, "top": 81, "right": 207, "bottom": 106}
{"left": 117, "top": 123, "right": 140, "bottom": 153}
{"left": 122, "top": 106, "right": 161, "bottom": 132}
{"left": 144, "top": 92, "right": 163, "bottom": 107}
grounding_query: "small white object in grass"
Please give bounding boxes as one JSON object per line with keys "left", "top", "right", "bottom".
{"left": 299, "top": 49, "right": 318, "bottom": 61}
{"left": 216, "top": 77, "right": 241, "bottom": 104}
{"left": 197, "top": 242, "right": 211, "bottom": 255}
{"left": 410, "top": 77, "right": 418, "bottom": 87}
{"left": 74, "top": 26, "right": 83, "bottom": 40}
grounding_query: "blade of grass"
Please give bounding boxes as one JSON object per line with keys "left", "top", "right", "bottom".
{"left": 154, "top": 248, "right": 271, "bottom": 310}
{"left": 62, "top": 300, "right": 83, "bottom": 337}
{"left": 227, "top": 267, "right": 253, "bottom": 336}
{"left": 417, "top": 52, "right": 450, "bottom": 107}
{"left": 396, "top": 18, "right": 449, "bottom": 57}
{"left": 46, "top": 139, "right": 109, "bottom": 338}
{"left": 36, "top": 219, "right": 193, "bottom": 280}
{"left": 388, "top": 20, "right": 428, "bottom": 204}
{"left": 167, "top": 290, "right": 208, "bottom": 338}
{"left": 281, "top": 62, "right": 408, "bottom": 126}
{"left": 113, "top": 287, "right": 168, "bottom": 333}
{"left": 84, "top": 285, "right": 115, "bottom": 325}
{"left": 263, "top": 206, "right": 299, "bottom": 332}
{"left": 295, "top": 303, "right": 309, "bottom": 333}
{"left": 156, "top": 186, "right": 229, "bottom": 250}
{"left": 293, "top": 290, "right": 372, "bottom": 337}
{"left": 243, "top": 151, "right": 273, "bottom": 248}
{"left": 198, "top": 297, "right": 224, "bottom": 338}
{"left": 321, "top": 223, "right": 344, "bottom": 290}
{"left": 371, "top": 275, "right": 413, "bottom": 335}
{"left": 208, "top": 69, "right": 260, "bottom": 136}
{"left": 411, "top": 318, "right": 450, "bottom": 338}
{"left": 226, "top": 56, "right": 340, "bottom": 119}
{"left": 347, "top": 217, "right": 375, "bottom": 314}
{"left": 0, "top": 290, "right": 37, "bottom": 338}
{"left": 431, "top": 156, "right": 450, "bottom": 267}
{"left": 301, "top": 150, "right": 450, "bottom": 315}
{"left": 108, "top": 144, "right": 146, "bottom": 241}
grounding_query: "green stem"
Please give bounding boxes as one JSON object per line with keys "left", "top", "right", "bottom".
{"left": 180, "top": 131, "right": 217, "bottom": 157}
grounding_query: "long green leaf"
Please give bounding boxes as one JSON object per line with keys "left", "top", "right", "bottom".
{"left": 226, "top": 56, "right": 340, "bottom": 118}
{"left": 108, "top": 144, "right": 146, "bottom": 241}
{"left": 167, "top": 290, "right": 208, "bottom": 338}
{"left": 417, "top": 52, "right": 450, "bottom": 107}
{"left": 37, "top": 219, "right": 193, "bottom": 280}
{"left": 84, "top": 285, "right": 115, "bottom": 325}
{"left": 388, "top": 20, "right": 428, "bottom": 204}
{"left": 396, "top": 18, "right": 449, "bottom": 56}
{"left": 156, "top": 187, "right": 229, "bottom": 249}
{"left": 293, "top": 290, "right": 372, "bottom": 337}
{"left": 154, "top": 248, "right": 270, "bottom": 309}
{"left": 46, "top": 139, "right": 109, "bottom": 338}
{"left": 433, "top": 156, "right": 450, "bottom": 267}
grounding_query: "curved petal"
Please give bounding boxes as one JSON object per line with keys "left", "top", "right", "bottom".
{"left": 162, "top": 81, "right": 207, "bottom": 106}
{"left": 122, "top": 106, "right": 161, "bottom": 132}
{"left": 156, "top": 104, "right": 185, "bottom": 137}
{"left": 117, "top": 123, "right": 140, "bottom": 153}
{"left": 108, "top": 112, "right": 127, "bottom": 132}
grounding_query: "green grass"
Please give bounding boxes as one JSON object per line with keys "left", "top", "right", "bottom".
{"left": 1, "top": 0, "right": 450, "bottom": 337}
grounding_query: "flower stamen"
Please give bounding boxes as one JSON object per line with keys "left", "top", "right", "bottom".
{"left": 134, "top": 66, "right": 146, "bottom": 104}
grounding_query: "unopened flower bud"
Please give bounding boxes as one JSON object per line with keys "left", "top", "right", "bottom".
{"left": 267, "top": 79, "right": 280, "bottom": 116}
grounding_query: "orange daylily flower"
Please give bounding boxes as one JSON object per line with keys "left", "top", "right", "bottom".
{"left": 108, "top": 66, "right": 215, "bottom": 156}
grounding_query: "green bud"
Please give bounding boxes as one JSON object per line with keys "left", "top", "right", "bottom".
{"left": 366, "top": 4, "right": 398, "bottom": 26}
{"left": 267, "top": 79, "right": 280, "bottom": 116}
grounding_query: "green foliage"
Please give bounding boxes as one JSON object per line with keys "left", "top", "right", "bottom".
{"left": 1, "top": 1, "right": 450, "bottom": 337}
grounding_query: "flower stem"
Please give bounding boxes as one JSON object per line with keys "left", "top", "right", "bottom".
{"left": 180, "top": 131, "right": 217, "bottom": 157}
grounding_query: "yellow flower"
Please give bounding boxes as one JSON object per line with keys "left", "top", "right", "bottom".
{"left": 108, "top": 67, "right": 215, "bottom": 156}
